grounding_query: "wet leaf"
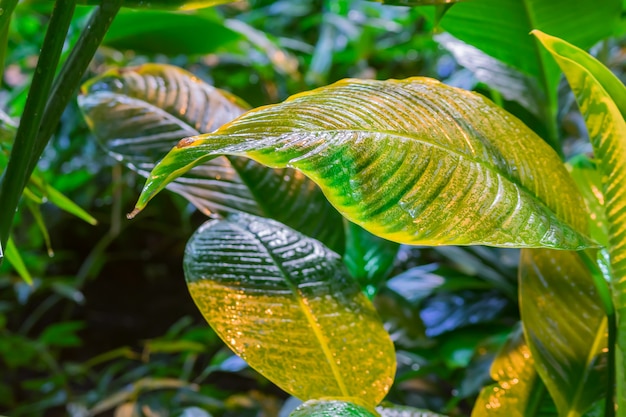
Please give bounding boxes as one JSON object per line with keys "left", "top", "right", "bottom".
{"left": 80, "top": 64, "right": 344, "bottom": 251}
{"left": 533, "top": 30, "right": 626, "bottom": 411}
{"left": 520, "top": 249, "right": 607, "bottom": 417}
{"left": 472, "top": 326, "right": 557, "bottom": 417}
{"left": 134, "top": 78, "right": 593, "bottom": 250}
{"left": 184, "top": 213, "right": 395, "bottom": 407}
{"left": 289, "top": 400, "right": 377, "bottom": 417}
{"left": 377, "top": 403, "right": 447, "bottom": 416}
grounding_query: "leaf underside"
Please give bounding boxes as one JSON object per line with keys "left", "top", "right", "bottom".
{"left": 184, "top": 213, "right": 395, "bottom": 407}
{"left": 79, "top": 64, "right": 344, "bottom": 251}
{"left": 135, "top": 77, "right": 592, "bottom": 250}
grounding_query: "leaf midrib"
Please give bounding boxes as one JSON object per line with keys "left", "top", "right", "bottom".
{"left": 238, "top": 221, "right": 349, "bottom": 397}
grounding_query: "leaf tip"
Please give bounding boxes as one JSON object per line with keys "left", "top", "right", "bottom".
{"left": 127, "top": 207, "right": 142, "bottom": 220}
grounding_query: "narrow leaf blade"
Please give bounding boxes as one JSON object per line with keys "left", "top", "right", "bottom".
{"left": 184, "top": 213, "right": 395, "bottom": 406}
{"left": 135, "top": 78, "right": 593, "bottom": 250}
{"left": 5, "top": 238, "right": 33, "bottom": 285}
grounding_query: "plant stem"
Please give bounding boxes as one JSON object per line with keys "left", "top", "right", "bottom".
{"left": 28, "top": 0, "right": 123, "bottom": 176}
{"left": 0, "top": 0, "right": 76, "bottom": 255}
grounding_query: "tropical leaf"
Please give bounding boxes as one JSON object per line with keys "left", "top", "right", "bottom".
{"left": 103, "top": 9, "right": 242, "bottom": 56}
{"left": 436, "top": 0, "right": 621, "bottom": 147}
{"left": 79, "top": 64, "right": 344, "bottom": 251}
{"left": 519, "top": 249, "right": 608, "bottom": 417}
{"left": 289, "top": 400, "right": 377, "bottom": 417}
{"left": 184, "top": 213, "right": 395, "bottom": 407}
{"left": 133, "top": 77, "right": 593, "bottom": 250}
{"left": 77, "top": 0, "right": 236, "bottom": 10}
{"left": 472, "top": 326, "right": 557, "bottom": 417}
{"left": 533, "top": 30, "right": 626, "bottom": 413}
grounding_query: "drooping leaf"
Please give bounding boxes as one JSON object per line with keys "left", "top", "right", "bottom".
{"left": 377, "top": 403, "right": 447, "bottom": 417}
{"left": 472, "top": 326, "right": 557, "bottom": 417}
{"left": 436, "top": 0, "right": 621, "bottom": 147}
{"left": 289, "top": 400, "right": 377, "bottom": 417}
{"left": 103, "top": 9, "right": 242, "bottom": 55}
{"left": 77, "top": 0, "right": 236, "bottom": 10}
{"left": 80, "top": 64, "right": 344, "bottom": 251}
{"left": 184, "top": 213, "right": 395, "bottom": 407}
{"left": 344, "top": 222, "right": 400, "bottom": 297}
{"left": 4, "top": 238, "right": 33, "bottom": 285}
{"left": 533, "top": 30, "right": 626, "bottom": 412}
{"left": 435, "top": 33, "right": 543, "bottom": 118}
{"left": 133, "top": 77, "right": 593, "bottom": 250}
{"left": 520, "top": 249, "right": 608, "bottom": 417}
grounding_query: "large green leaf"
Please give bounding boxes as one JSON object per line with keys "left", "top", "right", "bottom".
{"left": 533, "top": 30, "right": 626, "bottom": 414}
{"left": 184, "top": 213, "right": 395, "bottom": 407}
{"left": 437, "top": 0, "right": 620, "bottom": 147}
{"left": 79, "top": 64, "right": 343, "bottom": 251}
{"left": 472, "top": 326, "right": 557, "bottom": 417}
{"left": 520, "top": 249, "right": 608, "bottom": 417}
{"left": 77, "top": 0, "right": 236, "bottom": 9}
{"left": 133, "top": 77, "right": 593, "bottom": 250}
{"left": 289, "top": 400, "right": 378, "bottom": 417}
{"left": 377, "top": 403, "right": 447, "bottom": 417}
{"left": 103, "top": 9, "right": 242, "bottom": 55}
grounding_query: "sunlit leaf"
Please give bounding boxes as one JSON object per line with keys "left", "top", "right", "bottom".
{"left": 103, "top": 9, "right": 242, "bottom": 56}
{"left": 77, "top": 0, "right": 236, "bottom": 10}
{"left": 4, "top": 238, "right": 32, "bottom": 285}
{"left": 80, "top": 64, "right": 344, "bottom": 251}
{"left": 533, "top": 30, "right": 626, "bottom": 412}
{"left": 472, "top": 326, "right": 557, "bottom": 417}
{"left": 134, "top": 77, "right": 593, "bottom": 250}
{"left": 520, "top": 249, "right": 608, "bottom": 417}
{"left": 184, "top": 213, "right": 395, "bottom": 406}
{"left": 289, "top": 400, "right": 377, "bottom": 417}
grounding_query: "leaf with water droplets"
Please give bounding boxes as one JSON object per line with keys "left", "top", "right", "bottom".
{"left": 377, "top": 403, "right": 447, "bottom": 416}
{"left": 134, "top": 77, "right": 593, "bottom": 250}
{"left": 79, "top": 64, "right": 343, "bottom": 251}
{"left": 289, "top": 400, "right": 378, "bottom": 417}
{"left": 184, "top": 213, "right": 395, "bottom": 406}
{"left": 472, "top": 326, "right": 557, "bottom": 417}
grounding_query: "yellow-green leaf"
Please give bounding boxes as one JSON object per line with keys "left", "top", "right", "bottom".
{"left": 472, "top": 326, "right": 557, "bottom": 417}
{"left": 533, "top": 29, "right": 626, "bottom": 412}
{"left": 77, "top": 0, "right": 236, "bottom": 10}
{"left": 5, "top": 238, "right": 33, "bottom": 285}
{"left": 134, "top": 77, "right": 593, "bottom": 250}
{"left": 184, "top": 213, "right": 395, "bottom": 407}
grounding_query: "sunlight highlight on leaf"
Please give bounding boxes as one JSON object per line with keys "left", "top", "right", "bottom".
{"left": 184, "top": 213, "right": 395, "bottom": 406}
{"left": 134, "top": 77, "right": 593, "bottom": 250}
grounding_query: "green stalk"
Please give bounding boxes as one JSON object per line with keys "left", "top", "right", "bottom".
{"left": 30, "top": 0, "right": 123, "bottom": 174}
{"left": 0, "top": 0, "right": 76, "bottom": 254}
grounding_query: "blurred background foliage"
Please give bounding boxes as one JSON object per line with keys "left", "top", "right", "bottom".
{"left": 0, "top": 0, "right": 624, "bottom": 415}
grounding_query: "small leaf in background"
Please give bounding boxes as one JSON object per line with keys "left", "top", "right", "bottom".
{"left": 472, "top": 326, "right": 557, "bottom": 417}
{"left": 184, "top": 213, "right": 395, "bottom": 407}
{"left": 289, "top": 399, "right": 378, "bottom": 417}
{"left": 344, "top": 222, "right": 399, "bottom": 297}
{"left": 80, "top": 63, "right": 344, "bottom": 252}
{"left": 4, "top": 238, "right": 32, "bottom": 285}
{"left": 134, "top": 77, "right": 593, "bottom": 251}
{"left": 532, "top": 29, "right": 626, "bottom": 412}
{"left": 38, "top": 321, "right": 85, "bottom": 347}
{"left": 519, "top": 249, "right": 607, "bottom": 417}
{"left": 103, "top": 9, "right": 242, "bottom": 55}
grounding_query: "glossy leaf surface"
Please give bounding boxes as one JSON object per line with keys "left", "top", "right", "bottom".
{"left": 77, "top": 0, "right": 236, "bottom": 10}
{"left": 80, "top": 64, "right": 343, "bottom": 251}
{"left": 184, "top": 213, "right": 395, "bottom": 406}
{"left": 103, "top": 9, "right": 242, "bottom": 55}
{"left": 377, "top": 403, "right": 446, "bottom": 416}
{"left": 289, "top": 400, "right": 377, "bottom": 417}
{"left": 134, "top": 77, "right": 593, "bottom": 250}
{"left": 533, "top": 30, "right": 626, "bottom": 412}
{"left": 520, "top": 249, "right": 607, "bottom": 417}
{"left": 472, "top": 327, "right": 557, "bottom": 417}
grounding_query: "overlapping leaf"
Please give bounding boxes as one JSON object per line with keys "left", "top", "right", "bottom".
{"left": 79, "top": 64, "right": 343, "bottom": 251}
{"left": 133, "top": 77, "right": 593, "bottom": 250}
{"left": 520, "top": 249, "right": 608, "bottom": 417}
{"left": 184, "top": 213, "right": 395, "bottom": 407}
{"left": 533, "top": 30, "right": 626, "bottom": 413}
{"left": 289, "top": 400, "right": 378, "bottom": 417}
{"left": 76, "top": 0, "right": 236, "bottom": 10}
{"left": 472, "top": 327, "right": 557, "bottom": 417}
